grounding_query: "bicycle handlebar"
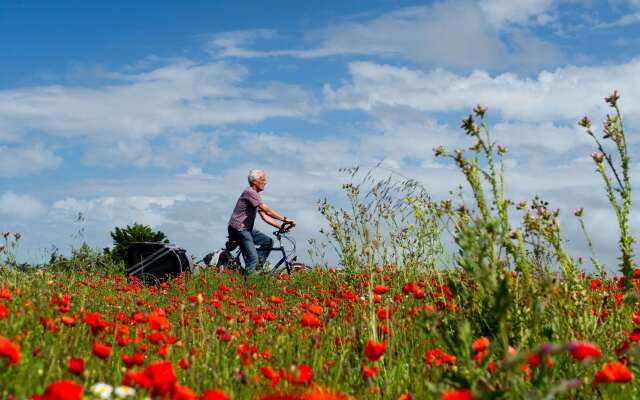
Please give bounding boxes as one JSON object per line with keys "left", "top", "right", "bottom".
{"left": 274, "top": 221, "right": 295, "bottom": 236}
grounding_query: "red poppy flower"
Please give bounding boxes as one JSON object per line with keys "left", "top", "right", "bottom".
{"left": 361, "top": 365, "right": 380, "bottom": 378}
{"left": 32, "top": 380, "right": 83, "bottom": 400}
{"left": 364, "top": 340, "right": 387, "bottom": 362}
{"left": 472, "top": 337, "right": 490, "bottom": 352}
{"left": 121, "top": 352, "right": 145, "bottom": 368}
{"left": 300, "top": 313, "right": 322, "bottom": 328}
{"left": 594, "top": 361, "right": 633, "bottom": 384}
{"left": 261, "top": 366, "right": 280, "bottom": 386}
{"left": 201, "top": 389, "right": 230, "bottom": 400}
{"left": 372, "top": 285, "right": 389, "bottom": 295}
{"left": 295, "top": 364, "right": 313, "bottom": 384}
{"left": 0, "top": 336, "right": 20, "bottom": 365}
{"left": 308, "top": 304, "right": 324, "bottom": 316}
{"left": 425, "top": 348, "right": 456, "bottom": 366}
{"left": 145, "top": 361, "right": 178, "bottom": 396}
{"left": 0, "top": 303, "right": 9, "bottom": 320}
{"left": 171, "top": 384, "right": 198, "bottom": 400}
{"left": 568, "top": 341, "right": 601, "bottom": 361}
{"left": 92, "top": 343, "right": 111, "bottom": 359}
{"left": 67, "top": 358, "right": 85, "bottom": 375}
{"left": 441, "top": 389, "right": 473, "bottom": 400}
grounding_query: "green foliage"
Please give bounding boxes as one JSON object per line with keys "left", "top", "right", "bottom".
{"left": 106, "top": 223, "right": 169, "bottom": 264}
{"left": 47, "top": 242, "right": 121, "bottom": 273}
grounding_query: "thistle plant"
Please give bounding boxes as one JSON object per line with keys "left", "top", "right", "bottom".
{"left": 579, "top": 91, "right": 635, "bottom": 290}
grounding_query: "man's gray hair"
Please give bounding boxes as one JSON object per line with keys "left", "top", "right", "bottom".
{"left": 248, "top": 169, "right": 265, "bottom": 184}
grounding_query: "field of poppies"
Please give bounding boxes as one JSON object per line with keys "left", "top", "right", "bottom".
{"left": 1, "top": 264, "right": 640, "bottom": 400}
{"left": 2, "top": 93, "right": 638, "bottom": 399}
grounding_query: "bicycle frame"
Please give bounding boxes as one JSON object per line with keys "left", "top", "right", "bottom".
{"left": 221, "top": 226, "right": 297, "bottom": 275}
{"left": 267, "top": 231, "right": 297, "bottom": 274}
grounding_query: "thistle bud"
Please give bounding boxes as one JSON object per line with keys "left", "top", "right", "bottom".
{"left": 2, "top": 231, "right": 8, "bottom": 239}
{"left": 473, "top": 104, "right": 488, "bottom": 118}
{"left": 578, "top": 116, "right": 591, "bottom": 128}
{"left": 516, "top": 201, "right": 527, "bottom": 210}
{"left": 14, "top": 233, "right": 21, "bottom": 241}
{"left": 461, "top": 115, "right": 478, "bottom": 136}
{"left": 573, "top": 208, "right": 584, "bottom": 217}
{"left": 604, "top": 90, "right": 620, "bottom": 107}
{"left": 469, "top": 142, "right": 481, "bottom": 152}
{"left": 454, "top": 149, "right": 465, "bottom": 162}
{"left": 0, "top": 244, "right": 4, "bottom": 253}
{"left": 591, "top": 152, "right": 605, "bottom": 163}
{"left": 433, "top": 146, "right": 445, "bottom": 157}
{"left": 497, "top": 145, "right": 507, "bottom": 155}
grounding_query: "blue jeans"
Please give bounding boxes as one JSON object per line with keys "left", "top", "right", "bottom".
{"left": 228, "top": 226, "right": 273, "bottom": 274}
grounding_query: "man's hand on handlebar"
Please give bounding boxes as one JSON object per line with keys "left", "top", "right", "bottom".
{"left": 278, "top": 220, "right": 296, "bottom": 233}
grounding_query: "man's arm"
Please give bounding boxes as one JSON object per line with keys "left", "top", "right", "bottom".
{"left": 258, "top": 210, "right": 283, "bottom": 229}
{"left": 258, "top": 203, "right": 297, "bottom": 226}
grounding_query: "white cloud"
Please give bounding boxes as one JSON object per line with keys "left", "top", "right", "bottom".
{"left": 324, "top": 59, "right": 640, "bottom": 122}
{"left": 0, "top": 144, "right": 63, "bottom": 177}
{"left": 0, "top": 59, "right": 316, "bottom": 171}
{"left": 478, "top": 0, "right": 555, "bottom": 28}
{"left": 0, "top": 192, "right": 47, "bottom": 220}
{"left": 207, "top": 2, "right": 563, "bottom": 70}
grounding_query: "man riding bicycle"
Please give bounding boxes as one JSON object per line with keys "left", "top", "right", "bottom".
{"left": 227, "top": 169, "right": 296, "bottom": 275}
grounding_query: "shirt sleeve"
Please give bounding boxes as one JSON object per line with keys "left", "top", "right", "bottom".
{"left": 246, "top": 190, "right": 262, "bottom": 208}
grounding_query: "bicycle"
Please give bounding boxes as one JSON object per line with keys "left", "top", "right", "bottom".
{"left": 202, "top": 221, "right": 310, "bottom": 275}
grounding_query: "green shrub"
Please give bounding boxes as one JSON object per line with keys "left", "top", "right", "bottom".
{"left": 105, "top": 223, "right": 169, "bottom": 264}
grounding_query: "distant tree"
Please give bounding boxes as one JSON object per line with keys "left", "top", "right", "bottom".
{"left": 106, "top": 223, "right": 169, "bottom": 263}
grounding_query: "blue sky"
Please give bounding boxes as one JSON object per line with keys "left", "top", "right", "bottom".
{"left": 2, "top": 0, "right": 640, "bottom": 268}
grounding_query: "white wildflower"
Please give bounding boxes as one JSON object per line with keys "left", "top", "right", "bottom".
{"left": 114, "top": 386, "right": 136, "bottom": 398}
{"left": 90, "top": 383, "right": 113, "bottom": 400}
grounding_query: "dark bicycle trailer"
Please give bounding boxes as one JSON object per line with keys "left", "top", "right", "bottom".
{"left": 126, "top": 242, "right": 194, "bottom": 281}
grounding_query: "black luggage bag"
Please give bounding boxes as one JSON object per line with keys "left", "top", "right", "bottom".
{"left": 127, "top": 242, "right": 194, "bottom": 283}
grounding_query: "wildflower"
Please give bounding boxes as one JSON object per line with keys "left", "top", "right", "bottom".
{"left": 32, "top": 380, "right": 83, "bottom": 400}
{"left": 90, "top": 383, "right": 113, "bottom": 400}
{"left": 172, "top": 384, "right": 198, "bottom": 400}
{"left": 67, "top": 358, "right": 85, "bottom": 375}
{"left": 294, "top": 364, "right": 313, "bottom": 384}
{"left": 201, "top": 389, "right": 230, "bottom": 400}
{"left": 568, "top": 341, "right": 601, "bottom": 361}
{"left": 472, "top": 337, "right": 490, "bottom": 352}
{"left": 361, "top": 365, "right": 380, "bottom": 378}
{"left": 591, "top": 152, "right": 605, "bottom": 163}
{"left": 441, "top": 389, "right": 473, "bottom": 400}
{"left": 92, "top": 342, "right": 112, "bottom": 359}
{"left": 114, "top": 386, "right": 136, "bottom": 399}
{"left": 473, "top": 104, "right": 487, "bottom": 118}
{"left": 574, "top": 208, "right": 584, "bottom": 217}
{"left": 578, "top": 116, "right": 592, "bottom": 128}
{"left": 472, "top": 337, "right": 490, "bottom": 363}
{"left": 121, "top": 352, "right": 145, "bottom": 368}
{"left": 308, "top": 304, "right": 324, "bottom": 316}
{"left": 300, "top": 313, "right": 322, "bottom": 328}
{"left": 605, "top": 90, "right": 620, "bottom": 107}
{"left": 144, "top": 361, "right": 177, "bottom": 396}
{"left": 433, "top": 146, "right": 446, "bottom": 157}
{"left": 178, "top": 357, "right": 190, "bottom": 369}
{"left": 261, "top": 366, "right": 281, "bottom": 386}
{"left": 0, "top": 336, "right": 20, "bottom": 364}
{"left": 594, "top": 361, "right": 633, "bottom": 384}
{"left": 0, "top": 303, "right": 9, "bottom": 320}
{"left": 425, "top": 348, "right": 456, "bottom": 366}
{"left": 372, "top": 285, "right": 389, "bottom": 295}
{"left": 364, "top": 340, "right": 387, "bottom": 362}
